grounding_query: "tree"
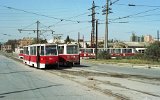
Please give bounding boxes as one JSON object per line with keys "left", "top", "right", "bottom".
{"left": 85, "top": 43, "right": 89, "bottom": 48}
{"left": 5, "top": 39, "right": 19, "bottom": 51}
{"left": 141, "top": 35, "right": 144, "bottom": 42}
{"left": 0, "top": 42, "right": 2, "bottom": 50}
{"left": 145, "top": 41, "right": 160, "bottom": 61}
{"left": 65, "top": 35, "right": 71, "bottom": 43}
{"left": 32, "top": 38, "right": 47, "bottom": 44}
{"left": 132, "top": 33, "right": 136, "bottom": 42}
{"left": 98, "top": 41, "right": 104, "bottom": 48}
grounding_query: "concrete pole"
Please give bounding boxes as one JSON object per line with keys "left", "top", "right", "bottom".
{"left": 104, "top": 0, "right": 109, "bottom": 49}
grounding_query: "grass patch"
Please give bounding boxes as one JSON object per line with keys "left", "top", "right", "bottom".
{"left": 84, "top": 58, "right": 160, "bottom": 65}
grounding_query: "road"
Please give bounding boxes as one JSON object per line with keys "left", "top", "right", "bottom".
{"left": 78, "top": 60, "right": 160, "bottom": 78}
{"left": 55, "top": 60, "right": 160, "bottom": 100}
{"left": 0, "top": 55, "right": 115, "bottom": 100}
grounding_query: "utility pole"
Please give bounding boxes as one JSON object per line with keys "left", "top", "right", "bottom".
{"left": 36, "top": 21, "right": 40, "bottom": 44}
{"left": 89, "top": 1, "right": 98, "bottom": 48}
{"left": 95, "top": 20, "right": 98, "bottom": 60}
{"left": 105, "top": 0, "right": 109, "bottom": 48}
{"left": 102, "top": 0, "right": 120, "bottom": 48}
{"left": 78, "top": 32, "right": 80, "bottom": 44}
{"left": 91, "top": 1, "right": 95, "bottom": 48}
{"left": 157, "top": 30, "right": 159, "bottom": 41}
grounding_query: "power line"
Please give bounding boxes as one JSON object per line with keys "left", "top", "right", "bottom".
{"left": 126, "top": 19, "right": 160, "bottom": 23}
{"left": 48, "top": 11, "right": 90, "bottom": 28}
{"left": 110, "top": 8, "right": 159, "bottom": 22}
{"left": 110, "top": 0, "right": 120, "bottom": 5}
{"left": 116, "top": 3, "right": 160, "bottom": 8}
{"left": 0, "top": 5, "right": 84, "bottom": 23}
{"left": 20, "top": 22, "right": 36, "bottom": 30}
{"left": 121, "top": 13, "right": 160, "bottom": 19}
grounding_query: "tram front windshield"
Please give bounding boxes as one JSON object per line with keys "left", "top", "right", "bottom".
{"left": 67, "top": 45, "right": 78, "bottom": 54}
{"left": 46, "top": 45, "right": 57, "bottom": 55}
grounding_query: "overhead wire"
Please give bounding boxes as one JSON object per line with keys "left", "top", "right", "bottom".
{"left": 48, "top": 11, "right": 91, "bottom": 28}
{"left": 110, "top": 8, "right": 159, "bottom": 22}
{"left": 125, "top": 19, "right": 160, "bottom": 23}
{"left": 115, "top": 3, "right": 160, "bottom": 8}
{"left": 20, "top": 22, "right": 37, "bottom": 30}
{"left": 0, "top": 5, "right": 84, "bottom": 23}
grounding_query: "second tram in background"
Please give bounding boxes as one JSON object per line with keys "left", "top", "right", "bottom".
{"left": 58, "top": 44, "right": 80, "bottom": 67}
{"left": 79, "top": 48, "right": 146, "bottom": 59}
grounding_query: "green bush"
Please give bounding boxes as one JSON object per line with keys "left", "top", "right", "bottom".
{"left": 145, "top": 41, "right": 160, "bottom": 61}
{"left": 132, "top": 53, "right": 145, "bottom": 59}
{"left": 97, "top": 51, "right": 111, "bottom": 59}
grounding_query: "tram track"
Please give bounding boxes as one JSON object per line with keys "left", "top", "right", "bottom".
{"left": 46, "top": 69, "right": 130, "bottom": 100}
{"left": 46, "top": 68, "right": 160, "bottom": 100}
{"left": 51, "top": 68, "right": 160, "bottom": 81}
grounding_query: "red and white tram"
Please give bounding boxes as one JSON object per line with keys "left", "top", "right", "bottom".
{"left": 58, "top": 44, "right": 80, "bottom": 67}
{"left": 23, "top": 44, "right": 59, "bottom": 69}
{"left": 79, "top": 48, "right": 137, "bottom": 59}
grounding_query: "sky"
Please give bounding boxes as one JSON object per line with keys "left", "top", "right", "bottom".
{"left": 0, "top": 0, "right": 160, "bottom": 43}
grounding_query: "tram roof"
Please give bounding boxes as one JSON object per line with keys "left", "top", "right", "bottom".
{"left": 25, "top": 43, "right": 58, "bottom": 47}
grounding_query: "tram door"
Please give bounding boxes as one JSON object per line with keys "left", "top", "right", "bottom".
{"left": 36, "top": 46, "right": 40, "bottom": 68}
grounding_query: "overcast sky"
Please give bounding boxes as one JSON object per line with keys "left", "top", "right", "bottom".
{"left": 0, "top": 0, "right": 160, "bottom": 42}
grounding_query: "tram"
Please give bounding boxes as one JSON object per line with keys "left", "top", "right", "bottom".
{"left": 23, "top": 44, "right": 59, "bottom": 69}
{"left": 79, "top": 48, "right": 137, "bottom": 59}
{"left": 58, "top": 44, "right": 80, "bottom": 67}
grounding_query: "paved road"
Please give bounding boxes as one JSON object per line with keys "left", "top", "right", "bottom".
{"left": 0, "top": 55, "right": 115, "bottom": 100}
{"left": 78, "top": 60, "right": 160, "bottom": 78}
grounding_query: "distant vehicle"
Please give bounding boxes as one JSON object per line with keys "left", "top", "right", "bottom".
{"left": 79, "top": 48, "right": 140, "bottom": 59}
{"left": 23, "top": 44, "right": 59, "bottom": 69}
{"left": 58, "top": 44, "right": 80, "bottom": 67}
{"left": 18, "top": 48, "right": 24, "bottom": 59}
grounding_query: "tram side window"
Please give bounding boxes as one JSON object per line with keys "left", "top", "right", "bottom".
{"left": 46, "top": 46, "right": 57, "bottom": 55}
{"left": 79, "top": 49, "right": 84, "bottom": 53}
{"left": 86, "top": 49, "right": 93, "bottom": 53}
{"left": 126, "top": 49, "right": 132, "bottom": 53}
{"left": 33, "top": 46, "right": 36, "bottom": 55}
{"left": 30, "top": 47, "right": 34, "bottom": 55}
{"left": 58, "top": 46, "right": 64, "bottom": 54}
{"left": 67, "top": 45, "right": 78, "bottom": 54}
{"left": 30, "top": 46, "right": 36, "bottom": 55}
{"left": 24, "top": 47, "right": 28, "bottom": 54}
{"left": 115, "top": 49, "right": 121, "bottom": 53}
{"left": 41, "top": 46, "right": 44, "bottom": 55}
{"left": 122, "top": 49, "right": 126, "bottom": 53}
{"left": 111, "top": 49, "right": 115, "bottom": 53}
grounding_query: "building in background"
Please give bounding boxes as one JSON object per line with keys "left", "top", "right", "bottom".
{"left": 1, "top": 44, "right": 12, "bottom": 52}
{"left": 19, "top": 37, "right": 33, "bottom": 47}
{"left": 130, "top": 33, "right": 144, "bottom": 42}
{"left": 144, "top": 35, "right": 154, "bottom": 43}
